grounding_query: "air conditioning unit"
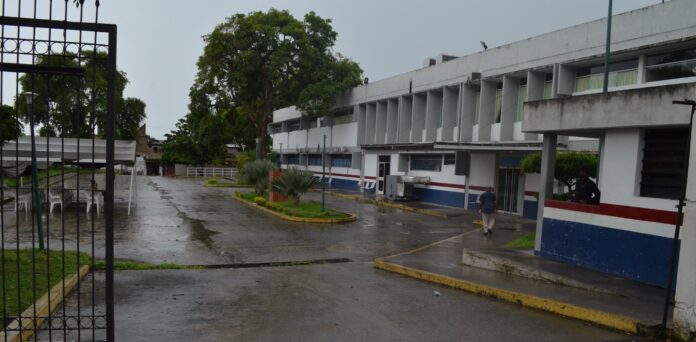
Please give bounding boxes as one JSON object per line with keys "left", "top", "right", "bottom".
{"left": 341, "top": 147, "right": 348, "bottom": 153}
{"left": 470, "top": 72, "right": 481, "bottom": 81}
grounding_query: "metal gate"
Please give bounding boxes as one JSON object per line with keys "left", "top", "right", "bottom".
{"left": 0, "top": 1, "right": 116, "bottom": 341}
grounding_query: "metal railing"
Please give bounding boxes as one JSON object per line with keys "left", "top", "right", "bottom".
{"left": 186, "top": 167, "right": 238, "bottom": 178}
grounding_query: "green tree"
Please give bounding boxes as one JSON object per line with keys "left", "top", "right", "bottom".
{"left": 0, "top": 105, "right": 23, "bottom": 143}
{"left": 17, "top": 52, "right": 143, "bottom": 140}
{"left": 243, "top": 159, "right": 276, "bottom": 196}
{"left": 192, "top": 9, "right": 362, "bottom": 159}
{"left": 117, "top": 98, "right": 147, "bottom": 140}
{"left": 271, "top": 168, "right": 318, "bottom": 205}
{"left": 521, "top": 151, "right": 598, "bottom": 193}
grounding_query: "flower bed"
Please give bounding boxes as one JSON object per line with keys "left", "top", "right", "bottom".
{"left": 235, "top": 192, "right": 355, "bottom": 221}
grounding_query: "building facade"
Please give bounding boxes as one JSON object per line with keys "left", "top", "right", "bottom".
{"left": 271, "top": 0, "right": 696, "bottom": 315}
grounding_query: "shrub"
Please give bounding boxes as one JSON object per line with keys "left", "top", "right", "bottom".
{"left": 207, "top": 178, "right": 219, "bottom": 185}
{"left": 254, "top": 196, "right": 267, "bottom": 205}
{"left": 271, "top": 168, "right": 319, "bottom": 205}
{"left": 265, "top": 202, "right": 284, "bottom": 212}
{"left": 242, "top": 159, "right": 276, "bottom": 195}
{"left": 521, "top": 151, "right": 598, "bottom": 194}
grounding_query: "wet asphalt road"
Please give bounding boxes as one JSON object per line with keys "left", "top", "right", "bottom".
{"left": 20, "top": 176, "right": 638, "bottom": 341}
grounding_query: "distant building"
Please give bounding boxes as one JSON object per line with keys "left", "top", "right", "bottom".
{"left": 270, "top": 0, "right": 696, "bottom": 297}
{"left": 135, "top": 124, "right": 162, "bottom": 175}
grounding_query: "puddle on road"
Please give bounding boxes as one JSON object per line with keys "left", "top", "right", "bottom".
{"left": 177, "top": 212, "right": 219, "bottom": 251}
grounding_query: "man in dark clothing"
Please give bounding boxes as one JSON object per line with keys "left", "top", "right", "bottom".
{"left": 573, "top": 166, "right": 601, "bottom": 204}
{"left": 478, "top": 187, "right": 497, "bottom": 236}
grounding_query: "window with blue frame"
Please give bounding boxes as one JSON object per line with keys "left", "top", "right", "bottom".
{"left": 308, "top": 154, "right": 323, "bottom": 166}
{"left": 287, "top": 154, "right": 300, "bottom": 165}
{"left": 410, "top": 154, "right": 442, "bottom": 172}
{"left": 330, "top": 154, "right": 352, "bottom": 168}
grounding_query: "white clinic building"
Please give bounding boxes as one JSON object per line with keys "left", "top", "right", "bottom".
{"left": 271, "top": 1, "right": 696, "bottom": 329}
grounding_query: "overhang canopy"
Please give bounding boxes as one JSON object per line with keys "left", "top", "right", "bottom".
{"left": 1, "top": 137, "right": 136, "bottom": 164}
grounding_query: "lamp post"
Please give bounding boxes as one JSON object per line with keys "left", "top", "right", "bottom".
{"left": 662, "top": 99, "right": 696, "bottom": 328}
{"left": 602, "top": 0, "right": 613, "bottom": 93}
{"left": 23, "top": 92, "right": 45, "bottom": 250}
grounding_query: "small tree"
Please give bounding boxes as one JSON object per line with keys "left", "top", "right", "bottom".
{"left": 243, "top": 160, "right": 275, "bottom": 195}
{"left": 271, "top": 168, "right": 319, "bottom": 205}
{"left": 520, "top": 151, "right": 598, "bottom": 194}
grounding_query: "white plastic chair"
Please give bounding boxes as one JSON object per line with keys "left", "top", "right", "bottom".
{"left": 80, "top": 190, "right": 103, "bottom": 216}
{"left": 15, "top": 193, "right": 30, "bottom": 214}
{"left": 48, "top": 188, "right": 71, "bottom": 214}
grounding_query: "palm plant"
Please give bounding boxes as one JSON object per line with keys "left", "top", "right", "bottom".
{"left": 271, "top": 168, "right": 319, "bottom": 205}
{"left": 242, "top": 159, "right": 275, "bottom": 195}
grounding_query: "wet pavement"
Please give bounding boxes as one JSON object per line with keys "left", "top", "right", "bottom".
{"left": 11, "top": 176, "right": 642, "bottom": 341}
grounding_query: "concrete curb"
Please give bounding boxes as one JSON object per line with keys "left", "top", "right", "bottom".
{"left": 460, "top": 248, "right": 619, "bottom": 295}
{"left": 373, "top": 258, "right": 641, "bottom": 334}
{"left": 0, "top": 265, "right": 90, "bottom": 342}
{"left": 233, "top": 195, "right": 357, "bottom": 223}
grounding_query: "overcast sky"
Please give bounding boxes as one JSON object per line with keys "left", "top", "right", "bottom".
{"left": 86, "top": 0, "right": 661, "bottom": 139}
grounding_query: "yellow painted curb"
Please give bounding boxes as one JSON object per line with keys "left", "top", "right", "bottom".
{"left": 1, "top": 265, "right": 90, "bottom": 342}
{"left": 233, "top": 195, "right": 357, "bottom": 223}
{"left": 373, "top": 259, "right": 640, "bottom": 334}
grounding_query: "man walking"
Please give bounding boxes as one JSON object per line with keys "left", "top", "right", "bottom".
{"left": 478, "top": 186, "right": 496, "bottom": 237}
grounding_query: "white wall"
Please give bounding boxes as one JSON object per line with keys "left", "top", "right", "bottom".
{"left": 332, "top": 122, "right": 359, "bottom": 148}
{"left": 600, "top": 129, "right": 678, "bottom": 211}
{"left": 470, "top": 153, "right": 496, "bottom": 189}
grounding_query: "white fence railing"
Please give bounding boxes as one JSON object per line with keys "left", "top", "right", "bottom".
{"left": 186, "top": 167, "right": 238, "bottom": 178}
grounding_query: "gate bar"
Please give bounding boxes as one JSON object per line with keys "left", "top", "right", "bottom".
{"left": 0, "top": 16, "right": 116, "bottom": 33}
{"left": 0, "top": 63, "right": 84, "bottom": 76}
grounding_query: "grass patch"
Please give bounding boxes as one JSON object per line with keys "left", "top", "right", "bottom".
{"left": 93, "top": 260, "right": 204, "bottom": 271}
{"left": 0, "top": 249, "right": 91, "bottom": 320}
{"left": 237, "top": 192, "right": 351, "bottom": 219}
{"left": 504, "top": 232, "right": 536, "bottom": 250}
{"left": 3, "top": 166, "right": 94, "bottom": 188}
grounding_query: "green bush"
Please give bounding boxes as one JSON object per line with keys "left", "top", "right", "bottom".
{"left": 254, "top": 196, "right": 267, "bottom": 205}
{"left": 207, "top": 178, "right": 219, "bottom": 185}
{"left": 521, "top": 151, "right": 598, "bottom": 194}
{"left": 265, "top": 201, "right": 284, "bottom": 212}
{"left": 271, "top": 168, "right": 319, "bottom": 205}
{"left": 242, "top": 159, "right": 276, "bottom": 195}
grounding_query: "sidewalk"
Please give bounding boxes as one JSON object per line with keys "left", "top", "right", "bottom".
{"left": 375, "top": 215, "right": 666, "bottom": 335}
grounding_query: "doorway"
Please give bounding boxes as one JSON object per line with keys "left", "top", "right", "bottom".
{"left": 497, "top": 167, "right": 524, "bottom": 215}
{"left": 377, "top": 155, "right": 391, "bottom": 194}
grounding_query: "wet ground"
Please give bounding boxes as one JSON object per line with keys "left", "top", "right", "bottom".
{"left": 11, "top": 176, "right": 639, "bottom": 341}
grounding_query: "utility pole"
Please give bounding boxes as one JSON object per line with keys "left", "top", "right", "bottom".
{"left": 24, "top": 92, "right": 44, "bottom": 250}
{"left": 662, "top": 99, "right": 696, "bottom": 328}
{"left": 602, "top": 0, "right": 613, "bottom": 93}
{"left": 321, "top": 135, "right": 326, "bottom": 212}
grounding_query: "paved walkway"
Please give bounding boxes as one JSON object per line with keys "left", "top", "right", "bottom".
{"left": 378, "top": 221, "right": 667, "bottom": 333}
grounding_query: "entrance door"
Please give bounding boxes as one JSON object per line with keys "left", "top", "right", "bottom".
{"left": 497, "top": 167, "right": 524, "bottom": 214}
{"left": 377, "top": 156, "right": 391, "bottom": 194}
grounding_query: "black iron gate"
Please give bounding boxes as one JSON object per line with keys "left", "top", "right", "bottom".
{"left": 0, "top": 1, "right": 115, "bottom": 341}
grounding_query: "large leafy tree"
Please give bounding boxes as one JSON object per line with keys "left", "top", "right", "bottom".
{"left": 190, "top": 9, "right": 362, "bottom": 159}
{"left": 17, "top": 52, "right": 144, "bottom": 140}
{"left": 0, "top": 105, "right": 23, "bottom": 143}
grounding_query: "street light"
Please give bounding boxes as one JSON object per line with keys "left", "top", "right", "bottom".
{"left": 22, "top": 91, "right": 45, "bottom": 250}
{"left": 602, "top": 0, "right": 613, "bottom": 94}
{"left": 661, "top": 99, "right": 696, "bottom": 329}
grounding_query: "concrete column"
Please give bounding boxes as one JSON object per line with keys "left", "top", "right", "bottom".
{"left": 674, "top": 118, "right": 696, "bottom": 338}
{"left": 442, "top": 86, "right": 459, "bottom": 142}
{"left": 399, "top": 96, "right": 413, "bottom": 143}
{"left": 365, "top": 103, "right": 377, "bottom": 145}
{"left": 478, "top": 80, "right": 497, "bottom": 141}
{"left": 376, "top": 101, "right": 388, "bottom": 144}
{"left": 411, "top": 93, "right": 427, "bottom": 142}
{"left": 386, "top": 98, "right": 399, "bottom": 144}
{"left": 425, "top": 90, "right": 443, "bottom": 142}
{"left": 534, "top": 133, "right": 557, "bottom": 252}
{"left": 459, "top": 85, "right": 477, "bottom": 142}
{"left": 501, "top": 76, "right": 520, "bottom": 141}
{"left": 526, "top": 71, "right": 545, "bottom": 101}
{"left": 357, "top": 104, "right": 366, "bottom": 145}
{"left": 557, "top": 64, "right": 576, "bottom": 96}
{"left": 637, "top": 55, "right": 647, "bottom": 84}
